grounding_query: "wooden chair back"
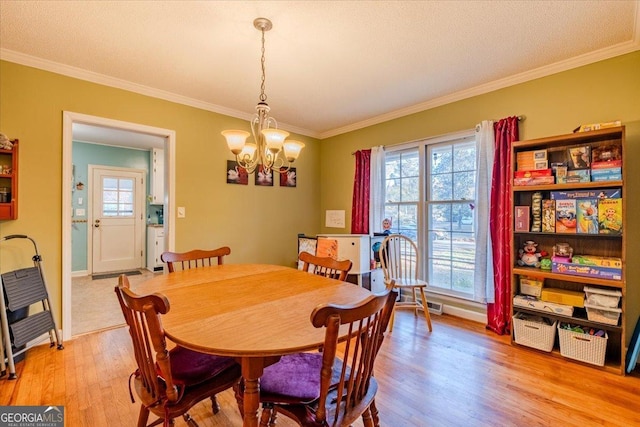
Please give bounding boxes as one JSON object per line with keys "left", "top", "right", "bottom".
{"left": 299, "top": 251, "right": 352, "bottom": 281}
{"left": 161, "top": 247, "right": 231, "bottom": 272}
{"left": 309, "top": 289, "right": 396, "bottom": 426}
{"left": 379, "top": 234, "right": 420, "bottom": 284}
{"left": 114, "top": 275, "right": 180, "bottom": 403}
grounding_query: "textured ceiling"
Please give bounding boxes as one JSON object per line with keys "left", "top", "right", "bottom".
{"left": 1, "top": 1, "right": 638, "bottom": 139}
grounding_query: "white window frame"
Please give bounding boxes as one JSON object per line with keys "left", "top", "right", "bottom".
{"left": 384, "top": 129, "right": 483, "bottom": 303}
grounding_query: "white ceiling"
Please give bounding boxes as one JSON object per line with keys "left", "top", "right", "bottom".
{"left": 1, "top": 1, "right": 639, "bottom": 140}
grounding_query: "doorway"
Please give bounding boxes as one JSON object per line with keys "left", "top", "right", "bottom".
{"left": 62, "top": 111, "right": 176, "bottom": 340}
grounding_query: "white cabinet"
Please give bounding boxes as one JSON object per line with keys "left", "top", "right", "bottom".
{"left": 317, "top": 234, "right": 371, "bottom": 275}
{"left": 146, "top": 226, "right": 165, "bottom": 271}
{"left": 149, "top": 148, "right": 164, "bottom": 205}
{"left": 370, "top": 268, "right": 386, "bottom": 293}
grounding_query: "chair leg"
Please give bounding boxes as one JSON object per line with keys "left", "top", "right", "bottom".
{"left": 183, "top": 413, "right": 199, "bottom": 427}
{"left": 210, "top": 395, "right": 220, "bottom": 414}
{"left": 361, "top": 407, "right": 375, "bottom": 427}
{"left": 137, "top": 406, "right": 150, "bottom": 427}
{"left": 370, "top": 399, "right": 381, "bottom": 427}
{"left": 260, "top": 403, "right": 275, "bottom": 427}
{"left": 388, "top": 307, "right": 396, "bottom": 332}
{"left": 418, "top": 287, "right": 433, "bottom": 332}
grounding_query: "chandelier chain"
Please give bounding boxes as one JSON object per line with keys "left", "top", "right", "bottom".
{"left": 259, "top": 28, "right": 267, "bottom": 103}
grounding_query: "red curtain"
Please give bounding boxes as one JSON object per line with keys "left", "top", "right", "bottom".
{"left": 486, "top": 117, "right": 519, "bottom": 335}
{"left": 351, "top": 149, "right": 371, "bottom": 234}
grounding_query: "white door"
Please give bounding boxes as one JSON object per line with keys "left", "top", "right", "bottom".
{"left": 90, "top": 166, "right": 145, "bottom": 273}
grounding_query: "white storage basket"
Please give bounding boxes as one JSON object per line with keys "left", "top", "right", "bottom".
{"left": 558, "top": 324, "right": 608, "bottom": 366}
{"left": 513, "top": 313, "right": 557, "bottom": 352}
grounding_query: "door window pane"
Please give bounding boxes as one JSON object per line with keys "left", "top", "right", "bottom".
{"left": 102, "top": 177, "right": 135, "bottom": 217}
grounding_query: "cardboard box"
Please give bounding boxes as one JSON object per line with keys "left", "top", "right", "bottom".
{"left": 575, "top": 121, "right": 621, "bottom": 132}
{"left": 598, "top": 198, "right": 622, "bottom": 235}
{"left": 550, "top": 188, "right": 621, "bottom": 200}
{"left": 552, "top": 260, "right": 622, "bottom": 281}
{"left": 555, "top": 199, "right": 576, "bottom": 233}
{"left": 590, "top": 168, "right": 622, "bottom": 182}
{"left": 558, "top": 169, "right": 590, "bottom": 184}
{"left": 576, "top": 199, "right": 598, "bottom": 234}
{"left": 520, "top": 277, "right": 544, "bottom": 297}
{"left": 591, "top": 160, "right": 622, "bottom": 169}
{"left": 541, "top": 200, "right": 555, "bottom": 233}
{"left": 541, "top": 288, "right": 585, "bottom": 308}
{"left": 572, "top": 255, "right": 622, "bottom": 269}
{"left": 513, "top": 295, "right": 574, "bottom": 316}
{"left": 513, "top": 176, "right": 555, "bottom": 186}
{"left": 517, "top": 149, "right": 548, "bottom": 171}
{"left": 514, "top": 206, "right": 530, "bottom": 232}
{"left": 514, "top": 169, "right": 552, "bottom": 178}
{"left": 567, "top": 145, "right": 591, "bottom": 170}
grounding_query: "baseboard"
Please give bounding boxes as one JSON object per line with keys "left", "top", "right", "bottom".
{"left": 442, "top": 304, "right": 486, "bottom": 324}
{"left": 71, "top": 270, "right": 88, "bottom": 278}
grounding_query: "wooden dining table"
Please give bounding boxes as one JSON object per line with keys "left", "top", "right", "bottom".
{"left": 133, "top": 263, "right": 372, "bottom": 427}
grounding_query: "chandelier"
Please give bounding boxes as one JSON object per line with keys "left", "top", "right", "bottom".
{"left": 222, "top": 18, "right": 304, "bottom": 175}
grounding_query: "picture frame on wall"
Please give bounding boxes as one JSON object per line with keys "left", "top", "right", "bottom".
{"left": 279, "top": 167, "right": 297, "bottom": 187}
{"left": 255, "top": 164, "right": 274, "bottom": 186}
{"left": 226, "top": 160, "right": 248, "bottom": 185}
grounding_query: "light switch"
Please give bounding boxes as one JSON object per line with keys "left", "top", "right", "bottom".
{"left": 78, "top": 197, "right": 83, "bottom": 205}
{"left": 177, "top": 206, "right": 186, "bottom": 218}
{"left": 76, "top": 208, "right": 85, "bottom": 216}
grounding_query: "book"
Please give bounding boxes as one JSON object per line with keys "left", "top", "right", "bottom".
{"left": 514, "top": 206, "right": 530, "bottom": 232}
{"left": 555, "top": 199, "right": 576, "bottom": 233}
{"left": 576, "top": 198, "right": 598, "bottom": 234}
{"left": 567, "top": 145, "right": 591, "bottom": 170}
{"left": 598, "top": 198, "right": 623, "bottom": 235}
{"left": 541, "top": 200, "right": 555, "bottom": 233}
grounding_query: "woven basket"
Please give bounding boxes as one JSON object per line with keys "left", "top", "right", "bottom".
{"left": 558, "top": 325, "right": 608, "bottom": 366}
{"left": 513, "top": 314, "right": 556, "bottom": 352}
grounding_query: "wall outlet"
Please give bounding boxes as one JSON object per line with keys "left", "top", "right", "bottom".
{"left": 177, "top": 206, "right": 186, "bottom": 218}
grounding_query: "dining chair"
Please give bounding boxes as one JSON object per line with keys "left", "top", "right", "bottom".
{"left": 161, "top": 247, "right": 231, "bottom": 272}
{"left": 299, "top": 251, "right": 352, "bottom": 281}
{"left": 115, "top": 275, "right": 241, "bottom": 427}
{"left": 378, "top": 234, "right": 433, "bottom": 332}
{"left": 235, "top": 289, "right": 397, "bottom": 427}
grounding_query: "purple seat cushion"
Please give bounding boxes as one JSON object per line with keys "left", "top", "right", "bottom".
{"left": 260, "top": 352, "right": 323, "bottom": 402}
{"left": 169, "top": 346, "right": 237, "bottom": 386}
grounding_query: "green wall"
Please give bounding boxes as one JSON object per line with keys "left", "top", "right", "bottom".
{"left": 0, "top": 60, "right": 321, "bottom": 322}
{"left": 1, "top": 52, "right": 639, "bottom": 333}
{"left": 319, "top": 51, "right": 640, "bottom": 334}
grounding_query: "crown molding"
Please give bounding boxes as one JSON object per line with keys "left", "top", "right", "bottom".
{"left": 319, "top": 38, "right": 640, "bottom": 140}
{"left": 0, "top": 49, "right": 319, "bottom": 139}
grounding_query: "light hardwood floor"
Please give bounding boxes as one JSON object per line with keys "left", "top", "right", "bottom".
{"left": 2, "top": 311, "right": 640, "bottom": 426}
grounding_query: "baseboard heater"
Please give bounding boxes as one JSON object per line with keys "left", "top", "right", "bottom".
{"left": 427, "top": 301, "right": 443, "bottom": 315}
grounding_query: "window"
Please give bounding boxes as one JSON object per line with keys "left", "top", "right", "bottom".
{"left": 383, "top": 132, "right": 481, "bottom": 302}
{"left": 102, "top": 177, "right": 134, "bottom": 217}
{"left": 427, "top": 139, "right": 476, "bottom": 299}
{"left": 383, "top": 149, "right": 419, "bottom": 241}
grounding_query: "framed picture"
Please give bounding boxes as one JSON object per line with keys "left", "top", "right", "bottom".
{"left": 226, "top": 160, "right": 248, "bottom": 185}
{"left": 255, "top": 164, "right": 274, "bottom": 186}
{"left": 279, "top": 167, "right": 297, "bottom": 187}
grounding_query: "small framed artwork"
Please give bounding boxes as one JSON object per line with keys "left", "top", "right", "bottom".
{"left": 255, "top": 164, "right": 274, "bottom": 186}
{"left": 226, "top": 160, "right": 248, "bottom": 185}
{"left": 279, "top": 167, "right": 297, "bottom": 187}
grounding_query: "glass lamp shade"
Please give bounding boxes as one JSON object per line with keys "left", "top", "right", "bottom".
{"left": 283, "top": 140, "right": 305, "bottom": 161}
{"left": 261, "top": 129, "right": 290, "bottom": 153}
{"left": 222, "top": 130, "right": 250, "bottom": 154}
{"left": 239, "top": 142, "right": 257, "bottom": 160}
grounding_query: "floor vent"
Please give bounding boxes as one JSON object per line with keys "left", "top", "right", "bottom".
{"left": 427, "top": 301, "right": 443, "bottom": 315}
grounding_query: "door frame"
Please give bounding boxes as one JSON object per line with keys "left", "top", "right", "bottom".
{"left": 88, "top": 165, "right": 146, "bottom": 274}
{"left": 62, "top": 111, "right": 176, "bottom": 341}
